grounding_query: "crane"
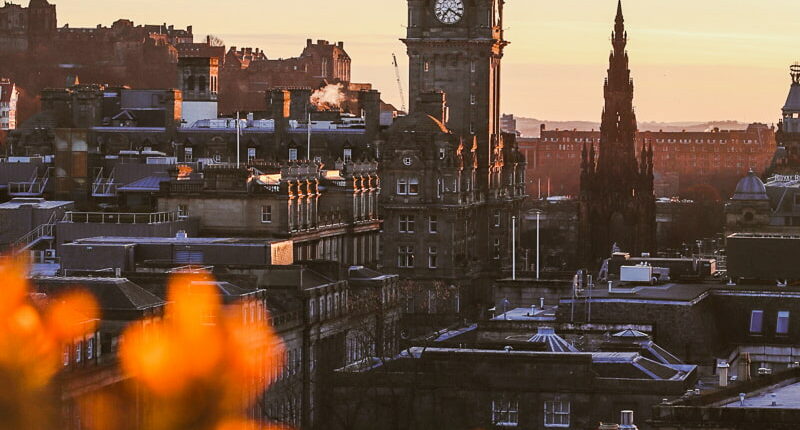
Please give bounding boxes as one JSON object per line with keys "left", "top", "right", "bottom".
{"left": 392, "top": 53, "right": 407, "bottom": 113}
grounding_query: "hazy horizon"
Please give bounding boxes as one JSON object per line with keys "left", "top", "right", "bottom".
{"left": 51, "top": 0, "right": 798, "bottom": 124}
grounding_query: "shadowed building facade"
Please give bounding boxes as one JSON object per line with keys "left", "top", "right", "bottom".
{"left": 579, "top": 1, "right": 656, "bottom": 267}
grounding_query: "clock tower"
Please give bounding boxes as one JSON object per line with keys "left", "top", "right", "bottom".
{"left": 403, "top": 0, "right": 507, "bottom": 190}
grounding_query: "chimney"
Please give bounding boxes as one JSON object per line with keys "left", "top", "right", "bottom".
{"left": 360, "top": 89, "right": 381, "bottom": 141}
{"left": 718, "top": 361, "right": 730, "bottom": 387}
{"left": 268, "top": 89, "right": 291, "bottom": 147}
{"left": 619, "top": 411, "right": 638, "bottom": 430}
{"left": 416, "top": 90, "right": 447, "bottom": 124}
{"left": 288, "top": 88, "right": 312, "bottom": 121}
{"left": 338, "top": 41, "right": 344, "bottom": 49}
{"left": 307, "top": 38, "right": 312, "bottom": 47}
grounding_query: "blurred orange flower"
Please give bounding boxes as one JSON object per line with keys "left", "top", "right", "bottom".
{"left": 119, "top": 270, "right": 286, "bottom": 430}
{"left": 0, "top": 257, "right": 98, "bottom": 430}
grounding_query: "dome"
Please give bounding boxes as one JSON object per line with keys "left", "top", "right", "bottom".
{"left": 388, "top": 111, "right": 449, "bottom": 135}
{"left": 732, "top": 170, "right": 768, "bottom": 201}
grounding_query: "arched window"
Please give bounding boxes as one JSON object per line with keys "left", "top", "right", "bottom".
{"left": 186, "top": 75, "right": 195, "bottom": 92}
{"left": 321, "top": 58, "right": 328, "bottom": 77}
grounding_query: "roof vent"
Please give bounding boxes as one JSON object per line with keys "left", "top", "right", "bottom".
{"left": 619, "top": 410, "right": 638, "bottom": 430}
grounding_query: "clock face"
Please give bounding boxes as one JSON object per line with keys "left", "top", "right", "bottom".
{"left": 434, "top": 0, "right": 464, "bottom": 25}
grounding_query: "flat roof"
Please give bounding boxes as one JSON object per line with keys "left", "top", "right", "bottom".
{"left": 72, "top": 236, "right": 287, "bottom": 245}
{"left": 723, "top": 382, "right": 800, "bottom": 409}
{"left": 0, "top": 198, "right": 72, "bottom": 209}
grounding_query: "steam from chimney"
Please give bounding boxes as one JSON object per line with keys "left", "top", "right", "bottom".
{"left": 310, "top": 83, "right": 345, "bottom": 111}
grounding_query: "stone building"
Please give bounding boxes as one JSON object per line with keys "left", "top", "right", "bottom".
{"left": 156, "top": 161, "right": 381, "bottom": 267}
{"left": 390, "top": 0, "right": 526, "bottom": 323}
{"left": 579, "top": 1, "right": 656, "bottom": 267}
{"left": 724, "top": 170, "right": 800, "bottom": 236}
{"left": 521, "top": 123, "right": 776, "bottom": 199}
{"left": 328, "top": 323, "right": 695, "bottom": 430}
{"left": 178, "top": 57, "right": 219, "bottom": 127}
{"left": 0, "top": 77, "right": 19, "bottom": 131}
{"left": 769, "top": 63, "right": 800, "bottom": 176}
{"left": 650, "top": 367, "right": 800, "bottom": 430}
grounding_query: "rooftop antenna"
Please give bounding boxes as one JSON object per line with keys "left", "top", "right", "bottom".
{"left": 392, "top": 54, "right": 407, "bottom": 112}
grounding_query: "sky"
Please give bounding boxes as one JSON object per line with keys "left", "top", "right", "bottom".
{"left": 52, "top": 0, "right": 799, "bottom": 123}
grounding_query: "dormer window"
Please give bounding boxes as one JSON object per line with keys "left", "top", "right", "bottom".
{"left": 343, "top": 148, "right": 352, "bottom": 162}
{"left": 289, "top": 148, "right": 298, "bottom": 161}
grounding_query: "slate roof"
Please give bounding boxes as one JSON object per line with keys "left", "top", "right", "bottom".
{"left": 118, "top": 174, "right": 170, "bottom": 192}
{"left": 33, "top": 277, "right": 165, "bottom": 313}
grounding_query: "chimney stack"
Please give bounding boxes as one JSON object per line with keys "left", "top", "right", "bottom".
{"left": 718, "top": 361, "right": 730, "bottom": 387}
{"left": 268, "top": 89, "right": 291, "bottom": 147}
{"left": 416, "top": 90, "right": 447, "bottom": 124}
{"left": 619, "top": 410, "right": 638, "bottom": 430}
{"left": 360, "top": 89, "right": 381, "bottom": 141}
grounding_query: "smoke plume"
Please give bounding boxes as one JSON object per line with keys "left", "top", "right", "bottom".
{"left": 310, "top": 83, "right": 345, "bottom": 111}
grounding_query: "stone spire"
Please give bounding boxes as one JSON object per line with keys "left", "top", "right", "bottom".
{"left": 578, "top": 0, "right": 656, "bottom": 268}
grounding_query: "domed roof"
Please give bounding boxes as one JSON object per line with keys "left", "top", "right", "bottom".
{"left": 732, "top": 170, "right": 768, "bottom": 201}
{"left": 388, "top": 111, "right": 449, "bottom": 135}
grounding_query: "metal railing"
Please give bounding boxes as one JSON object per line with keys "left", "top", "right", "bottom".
{"left": 92, "top": 167, "right": 118, "bottom": 196}
{"left": 9, "top": 167, "right": 51, "bottom": 196}
{"left": 12, "top": 211, "right": 58, "bottom": 252}
{"left": 62, "top": 211, "right": 180, "bottom": 224}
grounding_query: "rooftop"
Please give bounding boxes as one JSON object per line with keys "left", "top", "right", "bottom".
{"left": 723, "top": 381, "right": 800, "bottom": 409}
{"left": 0, "top": 198, "right": 72, "bottom": 209}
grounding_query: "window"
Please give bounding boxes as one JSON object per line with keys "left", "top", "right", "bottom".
{"left": 87, "top": 337, "right": 94, "bottom": 360}
{"left": 178, "top": 204, "right": 188, "bottom": 218}
{"left": 75, "top": 341, "right": 82, "bottom": 363}
{"left": 492, "top": 398, "right": 519, "bottom": 427}
{"left": 429, "top": 216, "right": 439, "bottom": 233}
{"left": 398, "top": 246, "right": 414, "bottom": 268}
{"left": 750, "top": 310, "right": 764, "bottom": 333}
{"left": 247, "top": 147, "right": 256, "bottom": 162}
{"left": 777, "top": 311, "right": 790, "bottom": 334}
{"left": 428, "top": 247, "right": 438, "bottom": 269}
{"left": 493, "top": 210, "right": 501, "bottom": 227}
{"left": 408, "top": 178, "right": 420, "bottom": 195}
{"left": 288, "top": 148, "right": 298, "bottom": 161}
{"left": 343, "top": 148, "right": 352, "bottom": 162}
{"left": 261, "top": 205, "right": 272, "bottom": 223}
{"left": 397, "top": 178, "right": 408, "bottom": 195}
{"left": 438, "top": 147, "right": 446, "bottom": 159}
{"left": 63, "top": 344, "right": 70, "bottom": 367}
{"left": 493, "top": 238, "right": 501, "bottom": 259}
{"left": 470, "top": 60, "right": 476, "bottom": 73}
{"left": 424, "top": 61, "right": 430, "bottom": 72}
{"left": 184, "top": 147, "right": 193, "bottom": 162}
{"left": 544, "top": 400, "right": 570, "bottom": 427}
{"left": 399, "top": 215, "right": 415, "bottom": 233}
{"left": 437, "top": 178, "right": 444, "bottom": 198}
{"left": 470, "top": 94, "right": 477, "bottom": 105}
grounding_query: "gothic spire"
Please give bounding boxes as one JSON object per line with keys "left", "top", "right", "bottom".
{"left": 613, "top": 0, "right": 627, "bottom": 53}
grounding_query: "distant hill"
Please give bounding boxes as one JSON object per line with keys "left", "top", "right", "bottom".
{"left": 515, "top": 117, "right": 754, "bottom": 138}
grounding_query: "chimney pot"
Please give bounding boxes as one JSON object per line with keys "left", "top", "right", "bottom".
{"left": 619, "top": 410, "right": 637, "bottom": 430}
{"left": 307, "top": 38, "right": 312, "bottom": 46}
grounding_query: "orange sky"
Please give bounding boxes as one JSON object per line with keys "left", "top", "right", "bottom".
{"left": 53, "top": 0, "right": 798, "bottom": 123}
